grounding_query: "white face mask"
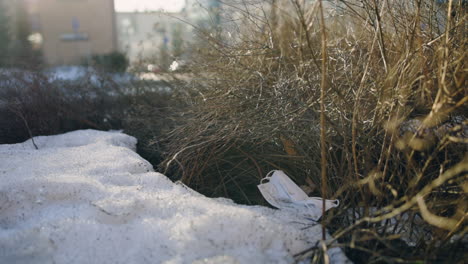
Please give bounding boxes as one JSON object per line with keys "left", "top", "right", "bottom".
{"left": 258, "top": 170, "right": 339, "bottom": 221}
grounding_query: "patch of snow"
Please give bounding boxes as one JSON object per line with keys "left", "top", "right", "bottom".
{"left": 0, "top": 130, "right": 350, "bottom": 263}
{"left": 46, "top": 66, "right": 89, "bottom": 81}
{"left": 46, "top": 66, "right": 138, "bottom": 84}
{"left": 0, "top": 68, "right": 37, "bottom": 86}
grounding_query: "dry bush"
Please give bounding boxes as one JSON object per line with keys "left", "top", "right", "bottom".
{"left": 0, "top": 70, "right": 91, "bottom": 144}
{"left": 162, "top": 0, "right": 466, "bottom": 262}
{"left": 0, "top": 69, "right": 177, "bottom": 168}
{"left": 121, "top": 79, "right": 179, "bottom": 165}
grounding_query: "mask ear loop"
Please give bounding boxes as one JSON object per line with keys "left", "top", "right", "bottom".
{"left": 332, "top": 199, "right": 340, "bottom": 206}
{"left": 260, "top": 170, "right": 276, "bottom": 184}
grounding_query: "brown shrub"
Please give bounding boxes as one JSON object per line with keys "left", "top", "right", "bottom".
{"left": 162, "top": 0, "right": 467, "bottom": 262}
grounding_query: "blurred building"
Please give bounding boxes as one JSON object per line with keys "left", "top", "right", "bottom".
{"left": 116, "top": 11, "right": 189, "bottom": 67}
{"left": 115, "top": 0, "right": 222, "bottom": 68}
{"left": 183, "top": 0, "right": 221, "bottom": 26}
{"left": 20, "top": 0, "right": 117, "bottom": 65}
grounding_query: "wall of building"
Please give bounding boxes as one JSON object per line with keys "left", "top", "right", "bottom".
{"left": 116, "top": 12, "right": 190, "bottom": 67}
{"left": 27, "top": 0, "right": 117, "bottom": 65}
{"left": 115, "top": 0, "right": 224, "bottom": 67}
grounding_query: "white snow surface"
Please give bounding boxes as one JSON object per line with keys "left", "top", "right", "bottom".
{"left": 46, "top": 66, "right": 138, "bottom": 83}
{"left": 0, "top": 130, "right": 349, "bottom": 264}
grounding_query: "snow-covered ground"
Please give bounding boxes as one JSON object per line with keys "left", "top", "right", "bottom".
{"left": 0, "top": 130, "right": 349, "bottom": 264}
{"left": 46, "top": 66, "right": 138, "bottom": 83}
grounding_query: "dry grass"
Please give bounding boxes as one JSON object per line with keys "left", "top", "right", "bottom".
{"left": 162, "top": 0, "right": 466, "bottom": 262}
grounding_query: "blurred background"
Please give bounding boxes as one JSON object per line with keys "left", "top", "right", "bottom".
{"left": 0, "top": 0, "right": 227, "bottom": 162}
{"left": 0, "top": 0, "right": 221, "bottom": 72}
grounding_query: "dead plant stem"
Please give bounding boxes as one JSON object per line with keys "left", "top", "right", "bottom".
{"left": 318, "top": 0, "right": 328, "bottom": 241}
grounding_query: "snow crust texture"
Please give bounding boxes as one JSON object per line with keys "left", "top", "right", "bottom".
{"left": 0, "top": 130, "right": 348, "bottom": 264}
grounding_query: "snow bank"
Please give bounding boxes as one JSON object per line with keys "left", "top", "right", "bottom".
{"left": 0, "top": 130, "right": 349, "bottom": 264}
{"left": 46, "top": 66, "right": 138, "bottom": 83}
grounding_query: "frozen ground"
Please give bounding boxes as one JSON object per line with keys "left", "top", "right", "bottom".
{"left": 0, "top": 130, "right": 349, "bottom": 264}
